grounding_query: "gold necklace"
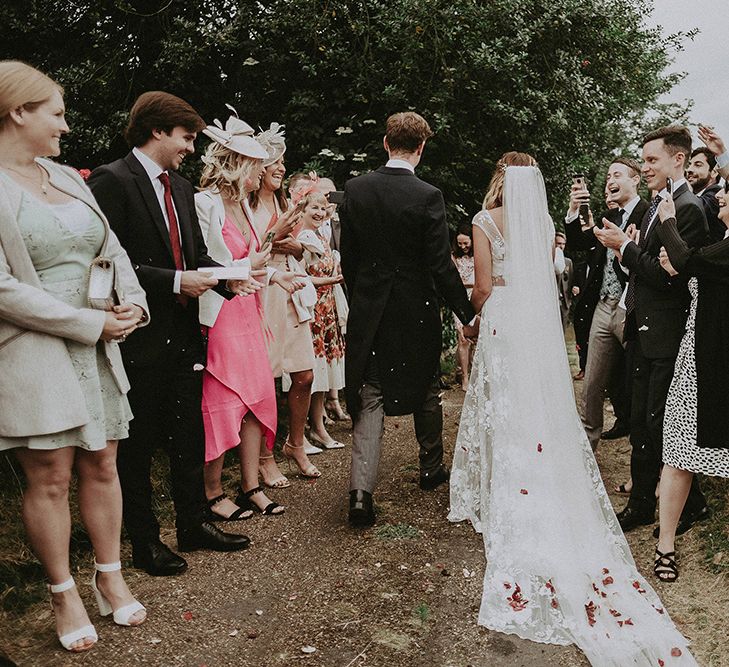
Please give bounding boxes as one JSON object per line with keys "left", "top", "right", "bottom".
{"left": 0, "top": 162, "right": 48, "bottom": 196}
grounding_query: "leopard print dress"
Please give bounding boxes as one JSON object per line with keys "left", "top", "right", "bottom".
{"left": 663, "top": 278, "right": 729, "bottom": 477}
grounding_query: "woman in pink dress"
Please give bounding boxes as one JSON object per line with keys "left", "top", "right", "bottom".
{"left": 196, "top": 111, "right": 302, "bottom": 518}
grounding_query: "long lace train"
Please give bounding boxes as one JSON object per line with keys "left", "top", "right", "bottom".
{"left": 448, "top": 168, "right": 696, "bottom": 667}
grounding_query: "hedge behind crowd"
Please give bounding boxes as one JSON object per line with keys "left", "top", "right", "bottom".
{"left": 2, "top": 0, "right": 695, "bottom": 221}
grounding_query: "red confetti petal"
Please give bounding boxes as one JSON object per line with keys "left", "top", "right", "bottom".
{"left": 609, "top": 609, "right": 621, "bottom": 617}
{"left": 632, "top": 581, "right": 641, "bottom": 589}
{"left": 182, "top": 611, "right": 193, "bottom": 621}
{"left": 520, "top": 489, "right": 529, "bottom": 495}
{"left": 603, "top": 576, "right": 614, "bottom": 586}
{"left": 504, "top": 582, "right": 512, "bottom": 589}
{"left": 602, "top": 568, "right": 610, "bottom": 575}
{"left": 551, "top": 598, "right": 559, "bottom": 609}
{"left": 492, "top": 329, "right": 496, "bottom": 335}
{"left": 658, "top": 660, "right": 665, "bottom": 667}
{"left": 624, "top": 618, "right": 634, "bottom": 626}
{"left": 671, "top": 648, "right": 682, "bottom": 657}
{"left": 537, "top": 443, "right": 543, "bottom": 453}
{"left": 654, "top": 607, "right": 665, "bottom": 615}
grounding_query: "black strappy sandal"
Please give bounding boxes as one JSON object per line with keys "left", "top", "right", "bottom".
{"left": 654, "top": 548, "right": 678, "bottom": 582}
{"left": 236, "top": 486, "right": 285, "bottom": 516}
{"left": 206, "top": 494, "right": 253, "bottom": 522}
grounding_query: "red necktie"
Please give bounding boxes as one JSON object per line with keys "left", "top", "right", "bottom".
{"left": 158, "top": 172, "right": 187, "bottom": 305}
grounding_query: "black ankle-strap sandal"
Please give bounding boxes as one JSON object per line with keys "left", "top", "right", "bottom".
{"left": 654, "top": 548, "right": 678, "bottom": 582}
{"left": 206, "top": 493, "right": 252, "bottom": 521}
{"left": 239, "top": 486, "right": 285, "bottom": 516}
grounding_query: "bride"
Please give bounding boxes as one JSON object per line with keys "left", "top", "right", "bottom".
{"left": 448, "top": 153, "right": 696, "bottom": 666}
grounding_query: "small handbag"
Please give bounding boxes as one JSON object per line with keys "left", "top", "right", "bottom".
{"left": 87, "top": 255, "right": 120, "bottom": 310}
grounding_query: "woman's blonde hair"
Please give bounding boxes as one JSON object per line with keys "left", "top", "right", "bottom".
{"left": 0, "top": 61, "right": 63, "bottom": 127}
{"left": 482, "top": 151, "right": 537, "bottom": 209}
{"left": 199, "top": 141, "right": 262, "bottom": 202}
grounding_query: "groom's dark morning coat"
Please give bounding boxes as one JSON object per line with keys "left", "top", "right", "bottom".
{"left": 339, "top": 166, "right": 475, "bottom": 417}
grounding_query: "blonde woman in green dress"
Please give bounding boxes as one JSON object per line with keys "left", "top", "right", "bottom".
{"left": 0, "top": 62, "right": 149, "bottom": 652}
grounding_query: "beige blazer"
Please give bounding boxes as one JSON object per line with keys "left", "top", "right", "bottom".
{"left": 0, "top": 159, "right": 149, "bottom": 438}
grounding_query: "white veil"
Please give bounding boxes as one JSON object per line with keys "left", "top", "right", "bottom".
{"left": 449, "top": 166, "right": 697, "bottom": 666}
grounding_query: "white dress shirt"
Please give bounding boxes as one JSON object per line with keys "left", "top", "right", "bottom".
{"left": 132, "top": 147, "right": 184, "bottom": 293}
{"left": 385, "top": 158, "right": 415, "bottom": 173}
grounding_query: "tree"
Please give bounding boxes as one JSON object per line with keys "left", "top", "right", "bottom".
{"left": 2, "top": 0, "right": 692, "bottom": 220}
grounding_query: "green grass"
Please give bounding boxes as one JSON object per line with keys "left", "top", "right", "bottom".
{"left": 375, "top": 523, "right": 421, "bottom": 540}
{"left": 414, "top": 602, "right": 430, "bottom": 623}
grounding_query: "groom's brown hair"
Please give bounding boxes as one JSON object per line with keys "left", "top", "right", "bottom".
{"left": 385, "top": 112, "right": 433, "bottom": 153}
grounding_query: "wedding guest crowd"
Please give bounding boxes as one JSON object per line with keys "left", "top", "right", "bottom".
{"left": 3, "top": 56, "right": 728, "bottom": 656}
{"left": 0, "top": 60, "right": 354, "bottom": 652}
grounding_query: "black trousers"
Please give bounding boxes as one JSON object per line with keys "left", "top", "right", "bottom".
{"left": 607, "top": 345, "right": 631, "bottom": 428}
{"left": 628, "top": 339, "right": 705, "bottom": 515}
{"left": 117, "top": 310, "right": 206, "bottom": 546}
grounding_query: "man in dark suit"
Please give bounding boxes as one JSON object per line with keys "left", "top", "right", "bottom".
{"left": 565, "top": 158, "right": 648, "bottom": 450}
{"left": 339, "top": 112, "right": 477, "bottom": 527}
{"left": 88, "top": 92, "right": 251, "bottom": 575}
{"left": 595, "top": 125, "right": 709, "bottom": 532}
{"left": 687, "top": 147, "right": 723, "bottom": 241}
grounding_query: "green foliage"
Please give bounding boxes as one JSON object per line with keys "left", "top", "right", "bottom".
{"left": 375, "top": 522, "right": 421, "bottom": 540}
{"left": 2, "top": 0, "right": 693, "bottom": 221}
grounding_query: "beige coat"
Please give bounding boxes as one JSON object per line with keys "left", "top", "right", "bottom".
{"left": 0, "top": 159, "right": 148, "bottom": 438}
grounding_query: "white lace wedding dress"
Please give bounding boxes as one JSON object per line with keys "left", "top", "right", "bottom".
{"left": 448, "top": 167, "right": 696, "bottom": 666}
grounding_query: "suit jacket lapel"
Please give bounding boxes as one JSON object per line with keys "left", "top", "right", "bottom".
{"left": 125, "top": 153, "right": 174, "bottom": 259}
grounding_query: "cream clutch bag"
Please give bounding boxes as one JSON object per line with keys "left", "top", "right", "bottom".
{"left": 88, "top": 256, "right": 120, "bottom": 310}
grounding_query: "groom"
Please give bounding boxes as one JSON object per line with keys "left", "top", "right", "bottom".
{"left": 339, "top": 112, "right": 477, "bottom": 527}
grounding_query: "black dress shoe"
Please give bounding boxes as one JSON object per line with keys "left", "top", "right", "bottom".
{"left": 132, "top": 539, "right": 188, "bottom": 576}
{"left": 617, "top": 505, "right": 655, "bottom": 532}
{"left": 348, "top": 489, "right": 375, "bottom": 527}
{"left": 652, "top": 505, "right": 711, "bottom": 539}
{"left": 177, "top": 521, "right": 251, "bottom": 552}
{"left": 600, "top": 423, "right": 630, "bottom": 440}
{"left": 419, "top": 466, "right": 450, "bottom": 490}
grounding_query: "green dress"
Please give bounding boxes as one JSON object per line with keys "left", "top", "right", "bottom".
{"left": 0, "top": 187, "right": 133, "bottom": 451}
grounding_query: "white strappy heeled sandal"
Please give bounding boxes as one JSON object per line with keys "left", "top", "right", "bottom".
{"left": 91, "top": 561, "right": 146, "bottom": 626}
{"left": 48, "top": 578, "right": 98, "bottom": 652}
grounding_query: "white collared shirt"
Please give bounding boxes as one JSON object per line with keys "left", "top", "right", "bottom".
{"left": 385, "top": 158, "right": 415, "bottom": 173}
{"left": 132, "top": 147, "right": 184, "bottom": 292}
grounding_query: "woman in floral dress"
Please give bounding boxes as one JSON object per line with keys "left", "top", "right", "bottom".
{"left": 285, "top": 189, "right": 346, "bottom": 449}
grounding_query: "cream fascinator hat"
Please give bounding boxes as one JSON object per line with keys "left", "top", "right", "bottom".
{"left": 202, "top": 104, "right": 268, "bottom": 160}
{"left": 255, "top": 122, "right": 286, "bottom": 167}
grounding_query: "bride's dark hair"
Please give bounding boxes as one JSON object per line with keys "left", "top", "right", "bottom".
{"left": 482, "top": 151, "right": 536, "bottom": 209}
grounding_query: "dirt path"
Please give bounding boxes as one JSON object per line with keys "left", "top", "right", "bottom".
{"left": 5, "top": 383, "right": 723, "bottom": 667}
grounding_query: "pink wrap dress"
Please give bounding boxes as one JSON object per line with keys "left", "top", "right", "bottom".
{"left": 202, "top": 217, "right": 277, "bottom": 461}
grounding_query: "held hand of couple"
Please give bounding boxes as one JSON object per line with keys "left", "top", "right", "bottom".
{"left": 100, "top": 304, "right": 143, "bottom": 342}
{"left": 462, "top": 316, "right": 480, "bottom": 342}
